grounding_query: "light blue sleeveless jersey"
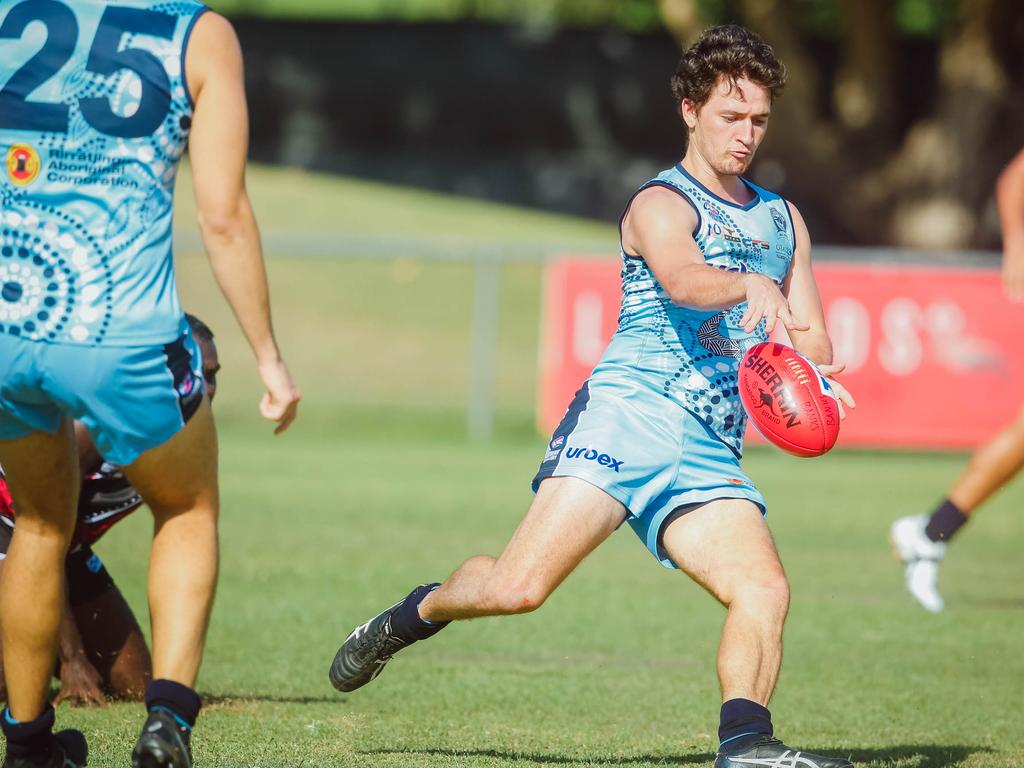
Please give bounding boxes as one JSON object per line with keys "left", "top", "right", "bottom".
{"left": 0, "top": 0, "right": 206, "bottom": 346}
{"left": 596, "top": 163, "right": 796, "bottom": 456}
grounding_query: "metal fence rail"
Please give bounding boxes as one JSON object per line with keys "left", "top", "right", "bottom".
{"left": 173, "top": 230, "right": 1001, "bottom": 441}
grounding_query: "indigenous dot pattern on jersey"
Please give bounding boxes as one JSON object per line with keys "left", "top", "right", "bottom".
{"left": 611, "top": 166, "right": 795, "bottom": 456}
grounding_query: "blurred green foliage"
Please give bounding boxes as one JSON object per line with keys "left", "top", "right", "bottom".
{"left": 207, "top": 0, "right": 963, "bottom": 36}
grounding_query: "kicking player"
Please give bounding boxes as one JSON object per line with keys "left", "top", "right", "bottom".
{"left": 0, "top": 315, "right": 219, "bottom": 708}
{"left": 891, "top": 146, "right": 1024, "bottom": 612}
{"left": 0, "top": 3, "right": 299, "bottom": 767}
{"left": 330, "top": 25, "right": 855, "bottom": 768}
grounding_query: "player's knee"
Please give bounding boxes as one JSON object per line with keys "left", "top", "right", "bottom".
{"left": 731, "top": 572, "right": 790, "bottom": 617}
{"left": 484, "top": 578, "right": 551, "bottom": 615}
{"left": 8, "top": 513, "right": 75, "bottom": 546}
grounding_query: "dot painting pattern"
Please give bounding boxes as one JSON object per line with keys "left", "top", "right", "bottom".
{"left": 608, "top": 170, "right": 795, "bottom": 455}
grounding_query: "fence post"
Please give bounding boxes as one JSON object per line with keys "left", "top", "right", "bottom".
{"left": 468, "top": 253, "right": 501, "bottom": 442}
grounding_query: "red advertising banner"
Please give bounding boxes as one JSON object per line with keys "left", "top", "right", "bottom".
{"left": 538, "top": 258, "right": 1024, "bottom": 449}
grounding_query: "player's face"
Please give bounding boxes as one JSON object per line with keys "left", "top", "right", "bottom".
{"left": 683, "top": 76, "right": 771, "bottom": 176}
{"left": 198, "top": 339, "right": 220, "bottom": 402}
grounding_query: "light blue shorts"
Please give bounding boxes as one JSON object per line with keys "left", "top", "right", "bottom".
{"left": 0, "top": 329, "right": 205, "bottom": 467}
{"left": 533, "top": 377, "right": 765, "bottom": 568}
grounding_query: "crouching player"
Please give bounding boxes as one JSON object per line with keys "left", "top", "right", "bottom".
{"left": 330, "top": 25, "right": 856, "bottom": 768}
{"left": 0, "top": 316, "right": 219, "bottom": 707}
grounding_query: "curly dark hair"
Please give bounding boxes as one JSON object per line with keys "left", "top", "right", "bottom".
{"left": 185, "top": 312, "right": 215, "bottom": 343}
{"left": 671, "top": 24, "right": 787, "bottom": 134}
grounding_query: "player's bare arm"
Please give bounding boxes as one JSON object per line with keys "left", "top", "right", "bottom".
{"left": 996, "top": 147, "right": 1024, "bottom": 301}
{"left": 53, "top": 585, "right": 106, "bottom": 709}
{"left": 781, "top": 201, "right": 855, "bottom": 416}
{"left": 623, "top": 185, "right": 809, "bottom": 335}
{"left": 185, "top": 13, "right": 300, "bottom": 433}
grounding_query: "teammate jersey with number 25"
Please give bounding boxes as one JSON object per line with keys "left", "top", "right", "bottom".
{"left": 0, "top": 0, "right": 206, "bottom": 346}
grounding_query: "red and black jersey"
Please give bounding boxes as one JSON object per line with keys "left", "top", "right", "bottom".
{"left": 0, "top": 463, "right": 143, "bottom": 552}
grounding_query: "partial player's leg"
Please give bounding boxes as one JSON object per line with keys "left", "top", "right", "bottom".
{"left": 329, "top": 476, "right": 626, "bottom": 692}
{"left": 121, "top": 396, "right": 218, "bottom": 768}
{"left": 66, "top": 552, "right": 152, "bottom": 701}
{"left": 0, "top": 422, "right": 89, "bottom": 767}
{"left": 891, "top": 403, "right": 1024, "bottom": 612}
{"left": 662, "top": 499, "right": 788, "bottom": 706}
{"left": 661, "top": 499, "right": 851, "bottom": 768}
{"left": 948, "top": 403, "right": 1024, "bottom": 514}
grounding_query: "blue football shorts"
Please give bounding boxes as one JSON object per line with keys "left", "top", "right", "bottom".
{"left": 0, "top": 328, "right": 205, "bottom": 467}
{"left": 532, "top": 376, "right": 766, "bottom": 568}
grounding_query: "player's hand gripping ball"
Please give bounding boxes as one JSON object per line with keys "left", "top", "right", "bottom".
{"left": 739, "top": 342, "right": 840, "bottom": 457}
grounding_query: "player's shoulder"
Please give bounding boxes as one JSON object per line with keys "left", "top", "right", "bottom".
{"left": 625, "top": 183, "right": 700, "bottom": 237}
{"left": 743, "top": 177, "right": 805, "bottom": 229}
{"left": 188, "top": 9, "right": 240, "bottom": 53}
{"left": 184, "top": 9, "right": 242, "bottom": 99}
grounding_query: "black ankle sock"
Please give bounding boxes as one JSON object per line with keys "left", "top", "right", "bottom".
{"left": 145, "top": 679, "right": 201, "bottom": 729}
{"left": 925, "top": 499, "right": 968, "bottom": 543}
{"left": 1, "top": 705, "right": 55, "bottom": 758}
{"left": 389, "top": 583, "right": 449, "bottom": 643}
{"left": 718, "top": 698, "right": 772, "bottom": 754}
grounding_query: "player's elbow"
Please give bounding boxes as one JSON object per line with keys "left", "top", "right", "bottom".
{"left": 197, "top": 206, "right": 246, "bottom": 243}
{"left": 197, "top": 192, "right": 256, "bottom": 244}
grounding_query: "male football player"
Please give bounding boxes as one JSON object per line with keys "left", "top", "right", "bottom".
{"left": 891, "top": 146, "right": 1024, "bottom": 612}
{"left": 330, "top": 25, "right": 855, "bottom": 768}
{"left": 0, "top": 315, "right": 219, "bottom": 708}
{"left": 0, "top": 3, "right": 299, "bottom": 767}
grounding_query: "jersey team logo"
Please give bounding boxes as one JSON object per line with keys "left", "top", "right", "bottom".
{"left": 6, "top": 144, "right": 41, "bottom": 186}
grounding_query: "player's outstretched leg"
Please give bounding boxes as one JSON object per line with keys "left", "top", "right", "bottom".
{"left": 330, "top": 583, "right": 447, "bottom": 692}
{"left": 330, "top": 476, "right": 626, "bottom": 693}
{"left": 890, "top": 515, "right": 946, "bottom": 613}
{"left": 662, "top": 499, "right": 853, "bottom": 768}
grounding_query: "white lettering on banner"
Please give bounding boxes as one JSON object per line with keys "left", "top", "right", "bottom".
{"left": 836, "top": 297, "right": 1004, "bottom": 377}
{"left": 879, "top": 298, "right": 925, "bottom": 376}
{"left": 827, "top": 298, "right": 871, "bottom": 373}
{"left": 572, "top": 292, "right": 605, "bottom": 365}
{"left": 927, "top": 301, "right": 1003, "bottom": 372}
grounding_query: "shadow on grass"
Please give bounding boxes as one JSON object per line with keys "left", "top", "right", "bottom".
{"left": 851, "top": 745, "right": 990, "bottom": 767}
{"left": 358, "top": 749, "right": 714, "bottom": 766}
{"left": 361, "top": 744, "right": 989, "bottom": 767}
{"left": 202, "top": 693, "right": 341, "bottom": 705}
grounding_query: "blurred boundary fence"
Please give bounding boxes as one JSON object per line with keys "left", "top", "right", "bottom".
{"left": 173, "top": 230, "right": 1001, "bottom": 443}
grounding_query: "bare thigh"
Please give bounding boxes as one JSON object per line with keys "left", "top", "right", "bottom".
{"left": 495, "top": 476, "right": 628, "bottom": 596}
{"left": 660, "top": 498, "right": 787, "bottom": 603}
{"left": 121, "top": 397, "right": 218, "bottom": 523}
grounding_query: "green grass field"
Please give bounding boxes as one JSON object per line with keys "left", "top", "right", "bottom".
{"left": 50, "top": 166, "right": 1024, "bottom": 766}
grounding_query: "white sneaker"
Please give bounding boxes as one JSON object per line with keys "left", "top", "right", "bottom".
{"left": 890, "top": 515, "right": 946, "bottom": 613}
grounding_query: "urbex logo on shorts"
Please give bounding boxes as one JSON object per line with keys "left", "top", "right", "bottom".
{"left": 564, "top": 446, "right": 624, "bottom": 472}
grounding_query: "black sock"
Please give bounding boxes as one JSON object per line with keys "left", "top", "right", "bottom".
{"left": 718, "top": 698, "right": 772, "bottom": 754}
{"left": 389, "top": 583, "right": 449, "bottom": 643}
{"left": 145, "top": 679, "right": 201, "bottom": 729}
{"left": 1, "top": 705, "right": 55, "bottom": 758}
{"left": 924, "top": 499, "right": 968, "bottom": 543}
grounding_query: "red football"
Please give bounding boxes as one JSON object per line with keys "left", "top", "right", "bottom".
{"left": 738, "top": 342, "right": 841, "bottom": 457}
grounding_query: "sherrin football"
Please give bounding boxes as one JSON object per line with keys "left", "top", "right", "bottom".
{"left": 738, "top": 342, "right": 840, "bottom": 457}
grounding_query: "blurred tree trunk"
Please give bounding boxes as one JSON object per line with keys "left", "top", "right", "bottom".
{"left": 663, "top": 0, "right": 1020, "bottom": 248}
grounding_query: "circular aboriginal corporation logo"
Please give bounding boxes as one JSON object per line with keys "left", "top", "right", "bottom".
{"left": 6, "top": 144, "right": 41, "bottom": 186}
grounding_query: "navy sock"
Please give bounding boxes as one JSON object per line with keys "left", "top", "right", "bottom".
{"left": 718, "top": 698, "right": 772, "bottom": 754}
{"left": 389, "top": 583, "right": 449, "bottom": 643}
{"left": 925, "top": 499, "right": 968, "bottom": 543}
{"left": 1, "top": 705, "right": 55, "bottom": 758}
{"left": 145, "top": 679, "right": 201, "bottom": 729}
